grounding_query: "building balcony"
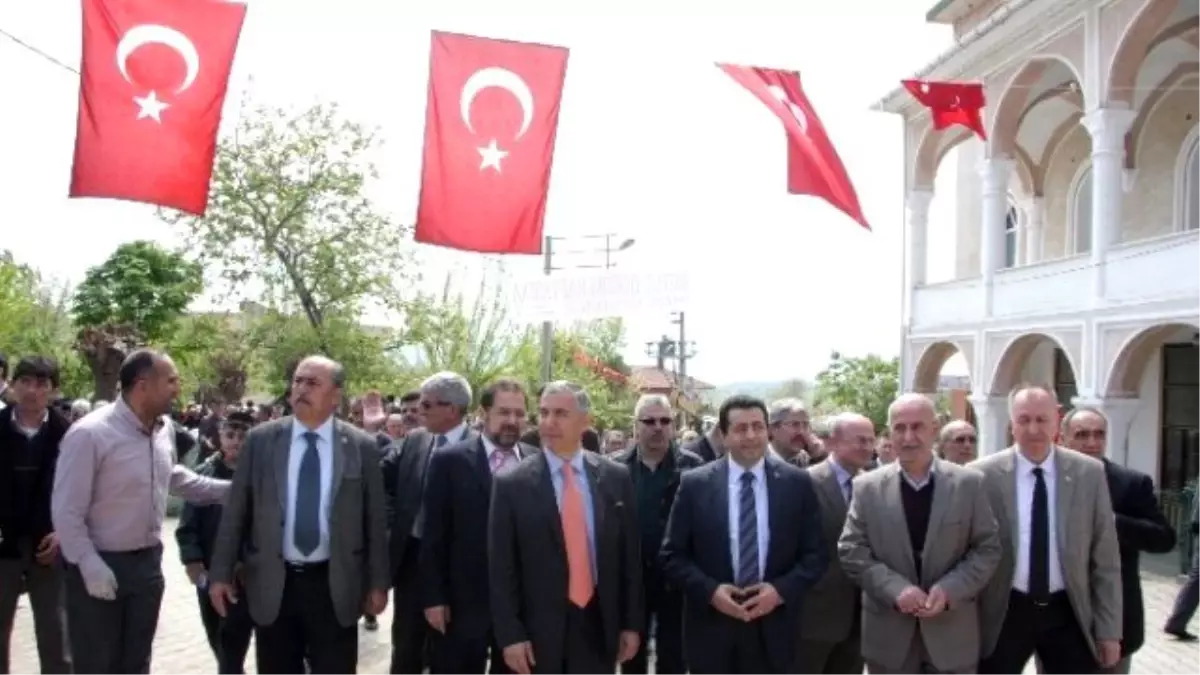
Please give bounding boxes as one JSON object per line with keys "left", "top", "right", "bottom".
{"left": 910, "top": 230, "right": 1199, "bottom": 330}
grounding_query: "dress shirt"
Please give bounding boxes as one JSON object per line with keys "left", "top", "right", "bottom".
{"left": 283, "top": 417, "right": 335, "bottom": 563}
{"left": 482, "top": 434, "right": 520, "bottom": 475}
{"left": 900, "top": 461, "right": 935, "bottom": 490}
{"left": 727, "top": 456, "right": 770, "bottom": 582}
{"left": 545, "top": 449, "right": 598, "bottom": 582}
{"left": 11, "top": 408, "right": 49, "bottom": 438}
{"left": 826, "top": 455, "right": 855, "bottom": 504}
{"left": 1013, "top": 447, "right": 1065, "bottom": 593}
{"left": 438, "top": 423, "right": 469, "bottom": 450}
{"left": 53, "top": 398, "right": 228, "bottom": 580}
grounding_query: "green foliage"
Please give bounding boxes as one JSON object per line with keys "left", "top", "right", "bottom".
{"left": 812, "top": 351, "right": 900, "bottom": 433}
{"left": 163, "top": 101, "right": 413, "bottom": 345}
{"left": 545, "top": 322, "right": 638, "bottom": 432}
{"left": 71, "top": 241, "right": 203, "bottom": 342}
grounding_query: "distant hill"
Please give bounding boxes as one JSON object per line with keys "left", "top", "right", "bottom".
{"left": 705, "top": 380, "right": 788, "bottom": 405}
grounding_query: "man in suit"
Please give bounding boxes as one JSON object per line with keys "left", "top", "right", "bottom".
{"left": 660, "top": 394, "right": 826, "bottom": 674}
{"left": 1061, "top": 407, "right": 1175, "bottom": 673}
{"left": 838, "top": 396, "right": 1001, "bottom": 673}
{"left": 795, "top": 412, "right": 873, "bottom": 673}
{"left": 610, "top": 394, "right": 704, "bottom": 674}
{"left": 208, "top": 355, "right": 391, "bottom": 674}
{"left": 1164, "top": 499, "right": 1197, "bottom": 640}
{"left": 420, "top": 377, "right": 537, "bottom": 673}
{"left": 489, "top": 380, "right": 643, "bottom": 674}
{"left": 972, "top": 384, "right": 1123, "bottom": 674}
{"left": 382, "top": 371, "right": 478, "bottom": 673}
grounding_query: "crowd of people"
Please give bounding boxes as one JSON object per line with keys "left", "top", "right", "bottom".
{"left": 0, "top": 349, "right": 1197, "bottom": 674}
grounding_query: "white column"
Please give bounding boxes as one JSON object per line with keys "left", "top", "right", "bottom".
{"left": 1081, "top": 108, "right": 1136, "bottom": 305}
{"left": 1070, "top": 396, "right": 1141, "bottom": 465}
{"left": 907, "top": 190, "right": 934, "bottom": 287}
{"left": 978, "top": 158, "right": 1013, "bottom": 317}
{"left": 1024, "top": 196, "right": 1044, "bottom": 264}
{"left": 969, "top": 394, "right": 1010, "bottom": 457}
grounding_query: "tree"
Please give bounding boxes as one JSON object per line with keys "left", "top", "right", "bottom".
{"left": 70, "top": 241, "right": 203, "bottom": 398}
{"left": 164, "top": 101, "right": 412, "bottom": 353}
{"left": 0, "top": 252, "right": 91, "bottom": 397}
{"left": 812, "top": 351, "right": 899, "bottom": 433}
{"left": 768, "top": 378, "right": 812, "bottom": 402}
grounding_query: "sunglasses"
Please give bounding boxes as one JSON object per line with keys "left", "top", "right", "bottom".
{"left": 953, "top": 435, "right": 977, "bottom": 444}
{"left": 1072, "top": 429, "right": 1106, "bottom": 440}
{"left": 640, "top": 417, "right": 673, "bottom": 427}
{"left": 420, "top": 400, "right": 452, "bottom": 410}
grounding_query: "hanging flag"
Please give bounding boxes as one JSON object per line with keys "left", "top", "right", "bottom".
{"left": 69, "top": 0, "right": 246, "bottom": 215}
{"left": 718, "top": 64, "right": 869, "bottom": 230}
{"left": 902, "top": 79, "right": 987, "bottom": 140}
{"left": 415, "top": 31, "right": 569, "bottom": 254}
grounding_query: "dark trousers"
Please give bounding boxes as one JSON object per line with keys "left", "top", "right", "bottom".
{"left": 390, "top": 538, "right": 429, "bottom": 674}
{"left": 255, "top": 563, "right": 357, "bottom": 674}
{"left": 64, "top": 545, "right": 165, "bottom": 674}
{"left": 0, "top": 538, "right": 70, "bottom": 674}
{"left": 537, "top": 599, "right": 608, "bottom": 674}
{"left": 1165, "top": 550, "right": 1199, "bottom": 633}
{"left": 691, "top": 620, "right": 771, "bottom": 674}
{"left": 428, "top": 622, "right": 511, "bottom": 674}
{"left": 623, "top": 591, "right": 685, "bottom": 674}
{"left": 796, "top": 634, "right": 863, "bottom": 674}
{"left": 981, "top": 591, "right": 1099, "bottom": 674}
{"left": 196, "top": 584, "right": 254, "bottom": 673}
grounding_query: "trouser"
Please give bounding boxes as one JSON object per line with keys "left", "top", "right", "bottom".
{"left": 796, "top": 634, "right": 864, "bottom": 674}
{"left": 390, "top": 538, "right": 429, "bottom": 674}
{"left": 254, "top": 562, "right": 357, "bottom": 674}
{"left": 623, "top": 590, "right": 685, "bottom": 674}
{"left": 64, "top": 544, "right": 165, "bottom": 674}
{"left": 0, "top": 537, "right": 70, "bottom": 674}
{"left": 195, "top": 583, "right": 255, "bottom": 673}
{"left": 866, "top": 637, "right": 973, "bottom": 674}
{"left": 1165, "top": 550, "right": 1198, "bottom": 633}
{"left": 980, "top": 591, "right": 1098, "bottom": 675}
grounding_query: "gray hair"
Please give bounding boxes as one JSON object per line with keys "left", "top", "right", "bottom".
{"left": 540, "top": 380, "right": 591, "bottom": 413}
{"left": 938, "top": 419, "right": 975, "bottom": 444}
{"left": 810, "top": 416, "right": 834, "bottom": 440}
{"left": 420, "top": 371, "right": 473, "bottom": 412}
{"left": 1060, "top": 406, "right": 1105, "bottom": 438}
{"left": 634, "top": 393, "right": 672, "bottom": 418}
{"left": 70, "top": 399, "right": 93, "bottom": 416}
{"left": 298, "top": 355, "right": 346, "bottom": 388}
{"left": 767, "top": 398, "right": 807, "bottom": 425}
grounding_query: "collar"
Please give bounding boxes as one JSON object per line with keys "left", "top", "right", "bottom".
{"left": 636, "top": 444, "right": 674, "bottom": 469}
{"left": 826, "top": 455, "right": 855, "bottom": 484}
{"left": 9, "top": 406, "right": 49, "bottom": 431}
{"left": 115, "top": 397, "right": 165, "bottom": 436}
{"left": 728, "top": 455, "right": 766, "bottom": 485}
{"left": 293, "top": 416, "right": 335, "bottom": 445}
{"left": 545, "top": 448, "right": 585, "bottom": 473}
{"left": 482, "top": 433, "right": 516, "bottom": 455}
{"left": 900, "top": 458, "right": 936, "bottom": 490}
{"left": 436, "top": 422, "right": 467, "bottom": 444}
{"left": 1016, "top": 445, "right": 1057, "bottom": 476}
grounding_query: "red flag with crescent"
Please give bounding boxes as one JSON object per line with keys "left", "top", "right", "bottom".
{"left": 415, "top": 31, "right": 570, "bottom": 254}
{"left": 902, "top": 79, "right": 987, "bottom": 140}
{"left": 70, "top": 0, "right": 247, "bottom": 215}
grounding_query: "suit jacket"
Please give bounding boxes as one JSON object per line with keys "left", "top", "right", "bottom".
{"left": 489, "top": 450, "right": 644, "bottom": 671}
{"left": 1102, "top": 458, "right": 1175, "bottom": 656}
{"left": 209, "top": 417, "right": 390, "bottom": 628}
{"left": 837, "top": 459, "right": 1001, "bottom": 671}
{"left": 419, "top": 437, "right": 536, "bottom": 638}
{"left": 382, "top": 427, "right": 478, "bottom": 579}
{"left": 798, "top": 459, "right": 861, "bottom": 644}
{"left": 971, "top": 446, "right": 1122, "bottom": 662}
{"left": 660, "top": 455, "right": 826, "bottom": 674}
{"left": 687, "top": 435, "right": 719, "bottom": 464}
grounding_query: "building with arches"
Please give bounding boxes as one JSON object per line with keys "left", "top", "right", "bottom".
{"left": 875, "top": 0, "right": 1198, "bottom": 493}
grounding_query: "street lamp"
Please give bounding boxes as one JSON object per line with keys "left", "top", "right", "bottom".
{"left": 540, "top": 233, "right": 637, "bottom": 383}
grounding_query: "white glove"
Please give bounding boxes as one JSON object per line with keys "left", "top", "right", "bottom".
{"left": 82, "top": 560, "right": 119, "bottom": 601}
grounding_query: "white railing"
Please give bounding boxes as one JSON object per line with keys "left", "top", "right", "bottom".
{"left": 911, "top": 278, "right": 982, "bottom": 326}
{"left": 991, "top": 255, "right": 1092, "bottom": 317}
{"left": 1105, "top": 230, "right": 1199, "bottom": 303}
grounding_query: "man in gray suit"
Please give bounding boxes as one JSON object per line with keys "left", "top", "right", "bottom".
{"left": 839, "top": 394, "right": 1001, "bottom": 674}
{"left": 208, "top": 356, "right": 391, "bottom": 674}
{"left": 796, "top": 412, "right": 875, "bottom": 673}
{"left": 972, "top": 384, "right": 1122, "bottom": 674}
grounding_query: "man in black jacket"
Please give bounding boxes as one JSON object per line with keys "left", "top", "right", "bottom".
{"left": 1063, "top": 408, "right": 1176, "bottom": 673}
{"left": 176, "top": 411, "right": 256, "bottom": 674}
{"left": 0, "top": 355, "right": 71, "bottom": 674}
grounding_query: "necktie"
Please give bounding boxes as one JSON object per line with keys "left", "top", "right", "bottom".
{"left": 413, "top": 434, "right": 450, "bottom": 537}
{"left": 1029, "top": 467, "right": 1050, "bottom": 600}
{"left": 561, "top": 463, "right": 594, "bottom": 608}
{"left": 845, "top": 477, "right": 854, "bottom": 504}
{"left": 436, "top": 434, "right": 448, "bottom": 448}
{"left": 294, "top": 432, "right": 321, "bottom": 556}
{"left": 737, "top": 472, "right": 760, "bottom": 587}
{"left": 489, "top": 448, "right": 513, "bottom": 474}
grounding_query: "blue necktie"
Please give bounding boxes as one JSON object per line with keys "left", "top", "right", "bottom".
{"left": 737, "top": 472, "right": 760, "bottom": 587}
{"left": 294, "top": 431, "right": 321, "bottom": 556}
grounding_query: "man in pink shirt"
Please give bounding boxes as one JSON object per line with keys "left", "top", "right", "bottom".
{"left": 52, "top": 349, "right": 229, "bottom": 674}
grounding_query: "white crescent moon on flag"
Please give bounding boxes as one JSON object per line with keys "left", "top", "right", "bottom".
{"left": 768, "top": 84, "right": 808, "bottom": 134}
{"left": 459, "top": 67, "right": 535, "bottom": 139}
{"left": 116, "top": 24, "right": 201, "bottom": 94}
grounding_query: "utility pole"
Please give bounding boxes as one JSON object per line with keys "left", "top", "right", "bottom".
{"left": 539, "top": 235, "right": 554, "bottom": 385}
{"left": 671, "top": 311, "right": 696, "bottom": 388}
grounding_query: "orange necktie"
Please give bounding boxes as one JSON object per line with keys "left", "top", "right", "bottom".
{"left": 561, "top": 463, "right": 594, "bottom": 608}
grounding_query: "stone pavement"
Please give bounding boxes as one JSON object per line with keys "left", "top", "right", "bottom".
{"left": 9, "top": 520, "right": 1199, "bottom": 673}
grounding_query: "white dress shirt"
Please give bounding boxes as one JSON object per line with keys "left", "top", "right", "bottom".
{"left": 1012, "top": 447, "right": 1065, "bottom": 594}
{"left": 727, "top": 456, "right": 770, "bottom": 582}
{"left": 283, "top": 417, "right": 335, "bottom": 563}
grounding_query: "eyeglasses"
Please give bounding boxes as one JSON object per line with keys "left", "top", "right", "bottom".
{"left": 640, "top": 417, "right": 673, "bottom": 427}
{"left": 1072, "top": 429, "right": 1106, "bottom": 440}
{"left": 953, "top": 435, "right": 977, "bottom": 444}
{"left": 421, "top": 400, "right": 452, "bottom": 410}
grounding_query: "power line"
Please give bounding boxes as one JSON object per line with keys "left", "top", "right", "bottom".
{"left": 0, "top": 26, "right": 78, "bottom": 75}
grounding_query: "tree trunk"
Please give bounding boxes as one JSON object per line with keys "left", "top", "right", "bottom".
{"left": 75, "top": 324, "right": 142, "bottom": 401}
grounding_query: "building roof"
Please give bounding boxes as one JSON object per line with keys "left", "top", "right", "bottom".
{"left": 629, "top": 366, "right": 714, "bottom": 393}
{"left": 926, "top": 0, "right": 972, "bottom": 24}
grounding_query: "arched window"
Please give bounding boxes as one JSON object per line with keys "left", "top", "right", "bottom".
{"left": 1004, "top": 203, "right": 1019, "bottom": 268}
{"left": 1182, "top": 135, "right": 1198, "bottom": 231}
{"left": 1071, "top": 164, "right": 1093, "bottom": 254}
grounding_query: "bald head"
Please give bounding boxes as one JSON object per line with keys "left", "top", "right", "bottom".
{"left": 888, "top": 393, "right": 936, "bottom": 425}
{"left": 1009, "top": 384, "right": 1058, "bottom": 458}
{"left": 1062, "top": 407, "right": 1107, "bottom": 458}
{"left": 290, "top": 355, "right": 345, "bottom": 425}
{"left": 829, "top": 412, "right": 875, "bottom": 471}
{"left": 938, "top": 419, "right": 977, "bottom": 465}
{"left": 887, "top": 393, "right": 937, "bottom": 468}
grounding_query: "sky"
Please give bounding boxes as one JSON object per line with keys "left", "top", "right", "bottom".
{"left": 0, "top": 0, "right": 966, "bottom": 385}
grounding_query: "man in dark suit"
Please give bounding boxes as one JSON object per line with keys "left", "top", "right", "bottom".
{"left": 382, "top": 370, "right": 478, "bottom": 674}
{"left": 660, "top": 394, "right": 827, "bottom": 674}
{"left": 1062, "top": 407, "right": 1175, "bottom": 673}
{"left": 420, "top": 377, "right": 537, "bottom": 673}
{"left": 610, "top": 394, "right": 704, "bottom": 674}
{"left": 208, "top": 356, "right": 391, "bottom": 674}
{"left": 489, "top": 380, "right": 643, "bottom": 674}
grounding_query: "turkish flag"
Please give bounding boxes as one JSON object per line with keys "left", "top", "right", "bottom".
{"left": 70, "top": 0, "right": 247, "bottom": 215}
{"left": 902, "top": 79, "right": 987, "bottom": 140}
{"left": 718, "top": 64, "right": 869, "bottom": 230}
{"left": 415, "top": 31, "right": 569, "bottom": 254}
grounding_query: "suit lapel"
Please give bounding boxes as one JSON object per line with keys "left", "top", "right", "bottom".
{"left": 883, "top": 465, "right": 918, "bottom": 580}
{"left": 920, "top": 460, "right": 953, "bottom": 578}
{"left": 816, "top": 463, "right": 847, "bottom": 519}
{"left": 712, "top": 459, "right": 733, "bottom": 580}
{"left": 329, "top": 420, "right": 348, "bottom": 507}
{"left": 471, "top": 438, "right": 491, "bottom": 492}
{"left": 274, "top": 421, "right": 291, "bottom": 513}
{"left": 583, "top": 452, "right": 606, "bottom": 550}
{"left": 1054, "top": 448, "right": 1075, "bottom": 558}
{"left": 764, "top": 457, "right": 787, "bottom": 573}
{"left": 535, "top": 453, "right": 566, "bottom": 554}
{"left": 1000, "top": 450, "right": 1020, "bottom": 542}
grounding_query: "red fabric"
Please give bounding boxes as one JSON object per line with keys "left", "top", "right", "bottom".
{"left": 717, "top": 63, "right": 869, "bottom": 230}
{"left": 70, "top": 0, "right": 247, "bottom": 215}
{"left": 902, "top": 79, "right": 987, "bottom": 140}
{"left": 415, "top": 31, "right": 569, "bottom": 254}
